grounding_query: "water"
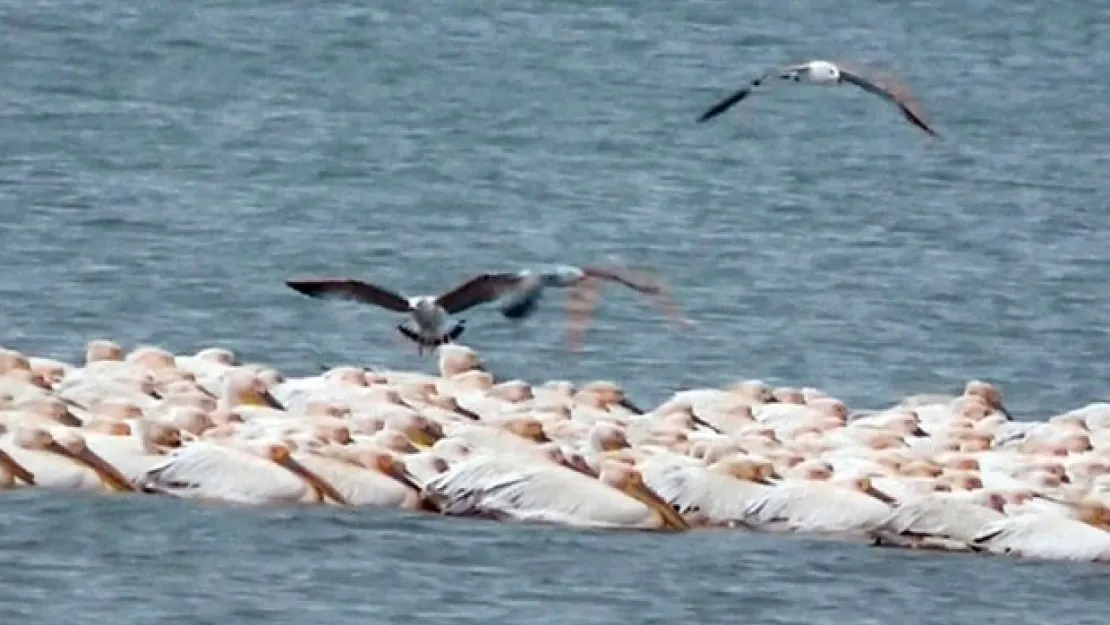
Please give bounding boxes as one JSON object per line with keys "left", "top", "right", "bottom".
{"left": 1, "top": 0, "right": 1109, "bottom": 622}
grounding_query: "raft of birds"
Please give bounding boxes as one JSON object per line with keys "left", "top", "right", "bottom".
{"left": 1, "top": 338, "right": 1109, "bottom": 566}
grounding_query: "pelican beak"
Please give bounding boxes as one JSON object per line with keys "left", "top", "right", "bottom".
{"left": 865, "top": 484, "right": 898, "bottom": 505}
{"left": 49, "top": 441, "right": 135, "bottom": 492}
{"left": 406, "top": 426, "right": 442, "bottom": 450}
{"left": 273, "top": 454, "right": 350, "bottom": 506}
{"left": 618, "top": 398, "right": 644, "bottom": 415}
{"left": 621, "top": 480, "right": 690, "bottom": 532}
{"left": 561, "top": 454, "right": 599, "bottom": 478}
{"left": 242, "top": 388, "right": 285, "bottom": 410}
{"left": 0, "top": 448, "right": 35, "bottom": 486}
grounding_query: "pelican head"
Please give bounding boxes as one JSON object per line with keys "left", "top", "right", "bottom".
{"left": 964, "top": 380, "right": 1011, "bottom": 419}
{"left": 385, "top": 413, "right": 444, "bottom": 449}
{"left": 357, "top": 450, "right": 424, "bottom": 492}
{"left": 45, "top": 427, "right": 136, "bottom": 492}
{"left": 261, "top": 443, "right": 349, "bottom": 505}
{"left": 850, "top": 476, "right": 898, "bottom": 505}
{"left": 597, "top": 459, "right": 689, "bottom": 531}
{"left": 711, "top": 457, "right": 779, "bottom": 485}
{"left": 503, "top": 418, "right": 551, "bottom": 444}
{"left": 727, "top": 379, "right": 776, "bottom": 404}
{"left": 85, "top": 339, "right": 124, "bottom": 364}
{"left": 126, "top": 345, "right": 177, "bottom": 370}
{"left": 438, "top": 345, "right": 483, "bottom": 378}
{"left": 0, "top": 348, "right": 31, "bottom": 374}
{"left": 589, "top": 421, "right": 629, "bottom": 452}
{"left": 1076, "top": 501, "right": 1110, "bottom": 530}
{"left": 221, "top": 370, "right": 284, "bottom": 410}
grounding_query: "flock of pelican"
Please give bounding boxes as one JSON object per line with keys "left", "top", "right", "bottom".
{"left": 2, "top": 338, "right": 1109, "bottom": 566}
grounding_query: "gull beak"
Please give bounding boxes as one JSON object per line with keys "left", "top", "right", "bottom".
{"left": 0, "top": 448, "right": 35, "bottom": 486}
{"left": 49, "top": 441, "right": 135, "bottom": 492}
{"left": 621, "top": 480, "right": 690, "bottom": 532}
{"left": 273, "top": 455, "right": 350, "bottom": 506}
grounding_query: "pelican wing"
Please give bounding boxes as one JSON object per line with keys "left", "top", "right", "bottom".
{"left": 140, "top": 442, "right": 312, "bottom": 505}
{"left": 285, "top": 279, "right": 412, "bottom": 313}
{"left": 877, "top": 493, "right": 1004, "bottom": 543}
{"left": 641, "top": 458, "right": 770, "bottom": 524}
{"left": 435, "top": 273, "right": 528, "bottom": 315}
{"left": 837, "top": 67, "right": 937, "bottom": 137}
{"left": 424, "top": 454, "right": 661, "bottom": 529}
{"left": 970, "top": 514, "right": 1110, "bottom": 562}
{"left": 743, "top": 481, "right": 893, "bottom": 534}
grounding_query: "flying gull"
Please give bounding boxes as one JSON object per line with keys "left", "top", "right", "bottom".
{"left": 285, "top": 273, "right": 534, "bottom": 355}
{"left": 494, "top": 264, "right": 694, "bottom": 350}
{"left": 697, "top": 59, "right": 937, "bottom": 137}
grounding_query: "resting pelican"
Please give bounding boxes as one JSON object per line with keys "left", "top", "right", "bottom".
{"left": 285, "top": 273, "right": 534, "bottom": 354}
{"left": 140, "top": 440, "right": 349, "bottom": 506}
{"left": 424, "top": 455, "right": 689, "bottom": 531}
{"left": 642, "top": 455, "right": 778, "bottom": 526}
{"left": 742, "top": 475, "right": 898, "bottom": 535}
{"left": 0, "top": 425, "right": 135, "bottom": 493}
{"left": 291, "top": 446, "right": 436, "bottom": 510}
{"left": 871, "top": 490, "right": 1007, "bottom": 550}
{"left": 970, "top": 502, "right": 1110, "bottom": 562}
{"left": 697, "top": 59, "right": 937, "bottom": 137}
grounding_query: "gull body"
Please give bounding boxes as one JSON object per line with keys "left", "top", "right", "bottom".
{"left": 286, "top": 273, "right": 535, "bottom": 354}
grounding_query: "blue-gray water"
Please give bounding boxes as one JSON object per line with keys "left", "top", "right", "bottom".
{"left": 2, "top": 0, "right": 1109, "bottom": 622}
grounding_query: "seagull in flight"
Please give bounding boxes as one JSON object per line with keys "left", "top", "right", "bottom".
{"left": 285, "top": 273, "right": 534, "bottom": 355}
{"left": 494, "top": 264, "right": 694, "bottom": 350}
{"left": 697, "top": 59, "right": 937, "bottom": 137}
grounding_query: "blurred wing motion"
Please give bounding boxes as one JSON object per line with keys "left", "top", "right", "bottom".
{"left": 836, "top": 64, "right": 937, "bottom": 137}
{"left": 436, "top": 273, "right": 529, "bottom": 315}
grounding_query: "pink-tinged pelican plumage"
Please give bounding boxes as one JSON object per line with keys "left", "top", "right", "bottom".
{"left": 641, "top": 455, "right": 778, "bottom": 526}
{"left": 289, "top": 446, "right": 437, "bottom": 510}
{"left": 871, "top": 490, "right": 1007, "bottom": 550}
{"left": 423, "top": 455, "right": 689, "bottom": 531}
{"left": 0, "top": 425, "right": 135, "bottom": 493}
{"left": 742, "top": 475, "right": 898, "bottom": 535}
{"left": 140, "top": 440, "right": 348, "bottom": 506}
{"left": 970, "top": 502, "right": 1110, "bottom": 562}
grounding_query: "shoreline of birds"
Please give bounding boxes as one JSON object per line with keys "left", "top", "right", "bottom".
{"left": 0, "top": 338, "right": 1108, "bottom": 566}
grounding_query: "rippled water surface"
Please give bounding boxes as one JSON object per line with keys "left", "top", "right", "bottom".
{"left": 2, "top": 0, "right": 1109, "bottom": 623}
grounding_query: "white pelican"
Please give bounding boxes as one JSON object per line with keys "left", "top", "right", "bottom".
{"left": 423, "top": 455, "right": 689, "bottom": 531}
{"left": 78, "top": 419, "right": 185, "bottom": 486}
{"left": 642, "top": 455, "right": 778, "bottom": 526}
{"left": 742, "top": 474, "right": 898, "bottom": 535}
{"left": 969, "top": 502, "right": 1110, "bottom": 562}
{"left": 697, "top": 59, "right": 937, "bottom": 136}
{"left": 291, "top": 446, "right": 436, "bottom": 510}
{"left": 140, "top": 439, "right": 349, "bottom": 506}
{"left": 0, "top": 425, "right": 136, "bottom": 493}
{"left": 871, "top": 490, "right": 1007, "bottom": 550}
{"left": 284, "top": 273, "right": 536, "bottom": 354}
